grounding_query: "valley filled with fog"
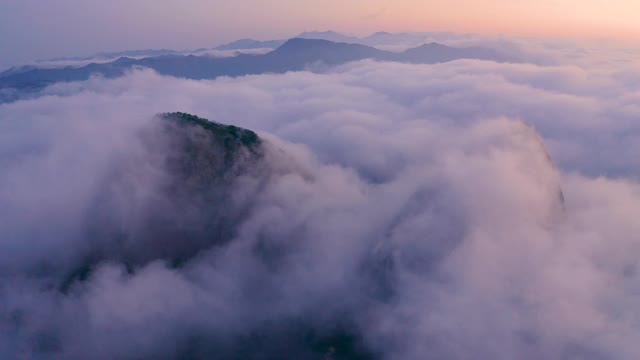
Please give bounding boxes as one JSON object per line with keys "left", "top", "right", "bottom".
{"left": 1, "top": 31, "right": 640, "bottom": 359}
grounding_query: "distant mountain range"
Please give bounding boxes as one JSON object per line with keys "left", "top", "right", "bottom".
{"left": 51, "top": 49, "right": 185, "bottom": 62}
{"left": 212, "top": 30, "right": 460, "bottom": 50}
{"left": 0, "top": 30, "right": 487, "bottom": 71}
{"left": 0, "top": 37, "right": 515, "bottom": 104}
{"left": 214, "top": 39, "right": 287, "bottom": 51}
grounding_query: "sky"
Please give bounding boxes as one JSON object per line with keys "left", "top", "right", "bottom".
{"left": 2, "top": 0, "right": 640, "bottom": 68}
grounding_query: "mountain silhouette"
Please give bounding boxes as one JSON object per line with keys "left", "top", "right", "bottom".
{"left": 214, "top": 38, "right": 287, "bottom": 51}
{"left": 296, "top": 30, "right": 363, "bottom": 44}
{"left": 0, "top": 38, "right": 515, "bottom": 103}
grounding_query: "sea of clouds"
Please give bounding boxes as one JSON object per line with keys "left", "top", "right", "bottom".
{"left": 1, "top": 37, "right": 640, "bottom": 359}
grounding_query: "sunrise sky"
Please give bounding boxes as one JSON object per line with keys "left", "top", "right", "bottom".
{"left": 1, "top": 0, "right": 639, "bottom": 67}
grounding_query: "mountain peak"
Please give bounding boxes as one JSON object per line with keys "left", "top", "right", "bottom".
{"left": 295, "top": 31, "right": 362, "bottom": 44}
{"left": 272, "top": 38, "right": 383, "bottom": 61}
{"left": 163, "top": 112, "right": 261, "bottom": 150}
{"left": 214, "top": 38, "right": 286, "bottom": 51}
{"left": 278, "top": 37, "right": 336, "bottom": 48}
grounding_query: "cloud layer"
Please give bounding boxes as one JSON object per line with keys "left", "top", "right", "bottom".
{"left": 1, "top": 46, "right": 640, "bottom": 359}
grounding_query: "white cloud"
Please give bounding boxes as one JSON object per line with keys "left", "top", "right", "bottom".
{"left": 1, "top": 47, "right": 640, "bottom": 359}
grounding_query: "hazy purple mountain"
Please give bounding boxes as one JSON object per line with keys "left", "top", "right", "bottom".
{"left": 0, "top": 38, "right": 515, "bottom": 103}
{"left": 214, "top": 38, "right": 287, "bottom": 50}
{"left": 296, "top": 31, "right": 363, "bottom": 44}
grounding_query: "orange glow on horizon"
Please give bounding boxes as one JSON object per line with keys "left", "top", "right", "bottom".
{"left": 378, "top": 1, "right": 640, "bottom": 39}
{"left": 272, "top": 0, "right": 640, "bottom": 42}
